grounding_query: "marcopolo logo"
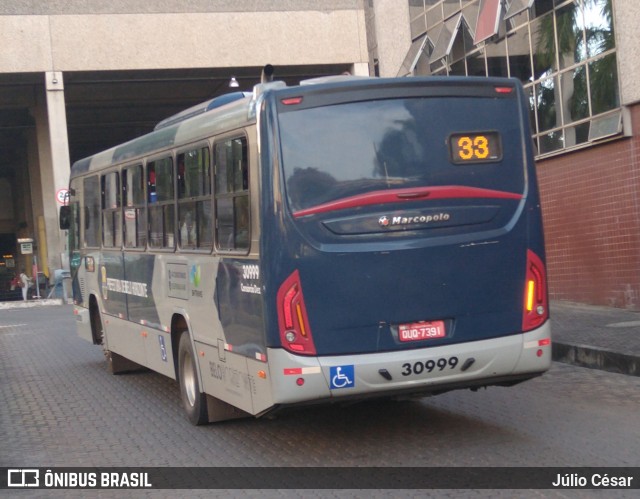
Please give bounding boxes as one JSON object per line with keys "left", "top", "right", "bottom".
{"left": 378, "top": 212, "right": 451, "bottom": 228}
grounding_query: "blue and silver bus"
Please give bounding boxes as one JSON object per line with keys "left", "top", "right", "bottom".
{"left": 61, "top": 72, "right": 551, "bottom": 425}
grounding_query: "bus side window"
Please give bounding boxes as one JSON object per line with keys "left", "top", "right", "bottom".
{"left": 83, "top": 175, "right": 101, "bottom": 248}
{"left": 147, "top": 157, "right": 174, "bottom": 249}
{"left": 101, "top": 171, "right": 122, "bottom": 248}
{"left": 148, "top": 166, "right": 157, "bottom": 203}
{"left": 123, "top": 165, "right": 146, "bottom": 248}
{"left": 177, "top": 147, "right": 212, "bottom": 250}
{"left": 214, "top": 136, "right": 249, "bottom": 252}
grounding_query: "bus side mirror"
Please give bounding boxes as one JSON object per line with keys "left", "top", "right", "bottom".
{"left": 59, "top": 206, "right": 71, "bottom": 230}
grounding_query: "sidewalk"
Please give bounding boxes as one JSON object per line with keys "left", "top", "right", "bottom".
{"left": 1, "top": 298, "right": 638, "bottom": 376}
{"left": 551, "top": 301, "right": 640, "bottom": 377}
{"left": 0, "top": 298, "right": 66, "bottom": 310}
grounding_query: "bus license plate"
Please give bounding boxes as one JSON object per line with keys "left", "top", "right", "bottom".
{"left": 398, "top": 321, "right": 445, "bottom": 342}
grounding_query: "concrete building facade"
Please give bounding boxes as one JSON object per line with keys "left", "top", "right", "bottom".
{"left": 0, "top": 0, "right": 369, "bottom": 289}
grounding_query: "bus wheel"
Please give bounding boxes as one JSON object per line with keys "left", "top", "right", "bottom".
{"left": 89, "top": 300, "right": 104, "bottom": 345}
{"left": 178, "top": 332, "right": 208, "bottom": 425}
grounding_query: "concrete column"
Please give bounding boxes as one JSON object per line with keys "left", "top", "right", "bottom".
{"left": 372, "top": 0, "right": 412, "bottom": 77}
{"left": 35, "top": 71, "right": 71, "bottom": 274}
{"left": 352, "top": 62, "right": 370, "bottom": 76}
{"left": 615, "top": 0, "right": 640, "bottom": 106}
{"left": 23, "top": 127, "right": 41, "bottom": 275}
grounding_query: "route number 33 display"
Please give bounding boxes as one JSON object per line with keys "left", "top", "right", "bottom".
{"left": 450, "top": 131, "right": 502, "bottom": 164}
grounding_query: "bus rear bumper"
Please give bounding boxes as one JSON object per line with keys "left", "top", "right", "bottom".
{"left": 267, "top": 321, "right": 551, "bottom": 404}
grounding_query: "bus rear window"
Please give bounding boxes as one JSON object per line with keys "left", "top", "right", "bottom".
{"left": 277, "top": 97, "right": 523, "bottom": 213}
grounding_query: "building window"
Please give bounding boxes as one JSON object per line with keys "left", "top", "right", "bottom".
{"left": 403, "top": 0, "right": 621, "bottom": 157}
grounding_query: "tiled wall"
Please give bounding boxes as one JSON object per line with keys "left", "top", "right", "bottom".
{"left": 537, "top": 104, "right": 640, "bottom": 309}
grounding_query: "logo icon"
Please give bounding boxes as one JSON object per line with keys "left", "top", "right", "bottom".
{"left": 158, "top": 335, "right": 168, "bottom": 362}
{"left": 190, "top": 264, "right": 201, "bottom": 288}
{"left": 379, "top": 212, "right": 452, "bottom": 228}
{"left": 7, "top": 469, "right": 39, "bottom": 487}
{"left": 330, "top": 365, "right": 355, "bottom": 389}
{"left": 101, "top": 266, "right": 108, "bottom": 300}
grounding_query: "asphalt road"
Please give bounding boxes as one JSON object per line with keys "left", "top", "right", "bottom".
{"left": 1, "top": 305, "right": 638, "bottom": 498}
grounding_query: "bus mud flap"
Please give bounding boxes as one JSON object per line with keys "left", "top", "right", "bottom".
{"left": 107, "top": 351, "right": 146, "bottom": 374}
{"left": 206, "top": 394, "right": 252, "bottom": 423}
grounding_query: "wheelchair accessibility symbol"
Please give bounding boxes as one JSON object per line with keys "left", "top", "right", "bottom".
{"left": 330, "top": 365, "right": 355, "bottom": 389}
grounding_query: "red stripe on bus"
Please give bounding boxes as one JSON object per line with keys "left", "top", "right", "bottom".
{"left": 284, "top": 368, "right": 303, "bottom": 375}
{"left": 293, "top": 186, "right": 522, "bottom": 218}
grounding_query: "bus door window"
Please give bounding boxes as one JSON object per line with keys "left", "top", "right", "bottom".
{"left": 82, "top": 176, "right": 101, "bottom": 248}
{"left": 67, "top": 179, "right": 81, "bottom": 253}
{"left": 214, "top": 136, "right": 249, "bottom": 252}
{"left": 123, "top": 165, "right": 146, "bottom": 248}
{"left": 147, "top": 157, "right": 175, "bottom": 249}
{"left": 177, "top": 147, "right": 212, "bottom": 250}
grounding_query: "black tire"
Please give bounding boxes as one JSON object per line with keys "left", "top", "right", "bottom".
{"left": 90, "top": 301, "right": 104, "bottom": 345}
{"left": 178, "top": 332, "right": 208, "bottom": 425}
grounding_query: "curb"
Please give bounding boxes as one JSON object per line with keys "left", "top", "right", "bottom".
{"left": 0, "top": 299, "right": 67, "bottom": 310}
{"left": 553, "top": 341, "right": 639, "bottom": 377}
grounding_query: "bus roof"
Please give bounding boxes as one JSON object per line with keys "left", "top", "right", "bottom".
{"left": 70, "top": 90, "right": 257, "bottom": 176}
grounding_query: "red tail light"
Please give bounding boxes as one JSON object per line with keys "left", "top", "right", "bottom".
{"left": 281, "top": 96, "right": 303, "bottom": 105}
{"left": 495, "top": 86, "right": 514, "bottom": 94}
{"left": 522, "top": 249, "right": 549, "bottom": 332}
{"left": 277, "top": 270, "right": 316, "bottom": 355}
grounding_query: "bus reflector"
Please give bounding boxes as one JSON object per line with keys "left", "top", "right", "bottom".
{"left": 524, "top": 338, "right": 551, "bottom": 349}
{"left": 277, "top": 270, "right": 317, "bottom": 355}
{"left": 296, "top": 303, "right": 307, "bottom": 337}
{"left": 522, "top": 249, "right": 549, "bottom": 332}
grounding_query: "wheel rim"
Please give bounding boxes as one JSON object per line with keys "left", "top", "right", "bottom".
{"left": 182, "top": 352, "right": 197, "bottom": 406}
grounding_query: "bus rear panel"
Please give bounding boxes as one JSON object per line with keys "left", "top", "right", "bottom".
{"left": 259, "top": 77, "right": 550, "bottom": 404}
